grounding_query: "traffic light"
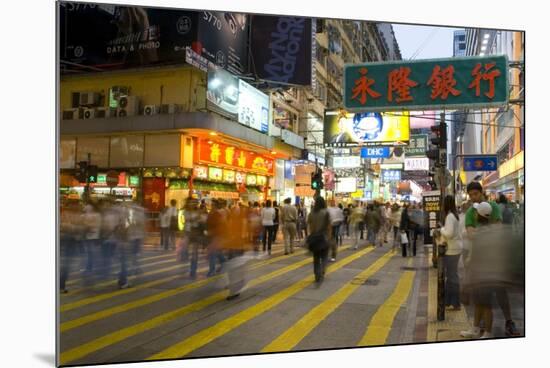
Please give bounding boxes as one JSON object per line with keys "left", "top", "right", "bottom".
{"left": 430, "top": 122, "right": 448, "bottom": 149}
{"left": 75, "top": 161, "right": 88, "bottom": 183}
{"left": 87, "top": 165, "right": 98, "bottom": 183}
{"left": 311, "top": 170, "right": 324, "bottom": 190}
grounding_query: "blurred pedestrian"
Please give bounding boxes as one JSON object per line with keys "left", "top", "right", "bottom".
{"left": 399, "top": 203, "right": 411, "bottom": 257}
{"left": 440, "top": 195, "right": 463, "bottom": 311}
{"left": 82, "top": 202, "right": 102, "bottom": 283}
{"left": 59, "top": 201, "right": 83, "bottom": 293}
{"left": 271, "top": 201, "right": 280, "bottom": 244}
{"left": 343, "top": 203, "right": 351, "bottom": 238}
{"left": 168, "top": 199, "right": 179, "bottom": 250}
{"left": 350, "top": 203, "right": 364, "bottom": 250}
{"left": 408, "top": 203, "right": 424, "bottom": 256}
{"left": 297, "top": 202, "right": 308, "bottom": 241}
{"left": 307, "top": 197, "right": 331, "bottom": 284}
{"left": 183, "top": 198, "right": 205, "bottom": 279}
{"left": 281, "top": 198, "right": 298, "bottom": 255}
{"left": 126, "top": 201, "right": 145, "bottom": 276}
{"left": 224, "top": 203, "right": 252, "bottom": 300}
{"left": 260, "top": 199, "right": 276, "bottom": 255}
{"left": 159, "top": 206, "right": 170, "bottom": 250}
{"left": 327, "top": 200, "right": 344, "bottom": 261}
{"left": 365, "top": 203, "right": 381, "bottom": 247}
{"left": 248, "top": 202, "right": 262, "bottom": 251}
{"left": 461, "top": 181, "right": 520, "bottom": 338}
{"left": 206, "top": 199, "right": 226, "bottom": 277}
{"left": 390, "top": 203, "right": 402, "bottom": 251}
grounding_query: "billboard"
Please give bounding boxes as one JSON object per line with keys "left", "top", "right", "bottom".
{"left": 60, "top": 4, "right": 248, "bottom": 74}
{"left": 207, "top": 63, "right": 239, "bottom": 119}
{"left": 238, "top": 80, "right": 270, "bottom": 133}
{"left": 336, "top": 177, "right": 357, "bottom": 193}
{"left": 344, "top": 56, "right": 509, "bottom": 112}
{"left": 324, "top": 111, "right": 410, "bottom": 147}
{"left": 250, "top": 16, "right": 313, "bottom": 86}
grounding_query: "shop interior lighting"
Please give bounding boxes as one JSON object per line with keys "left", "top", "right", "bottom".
{"left": 271, "top": 151, "right": 277, "bottom": 155}
{"left": 209, "top": 132, "right": 217, "bottom": 136}
{"left": 207, "top": 140, "right": 213, "bottom": 144}
{"left": 481, "top": 46, "right": 487, "bottom": 51}
{"left": 482, "top": 39, "right": 489, "bottom": 45}
{"left": 479, "top": 52, "right": 485, "bottom": 56}
{"left": 484, "top": 33, "right": 490, "bottom": 39}
{"left": 210, "top": 78, "right": 221, "bottom": 88}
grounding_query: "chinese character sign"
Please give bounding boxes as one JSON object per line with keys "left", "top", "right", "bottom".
{"left": 198, "top": 139, "right": 274, "bottom": 175}
{"left": 422, "top": 190, "right": 441, "bottom": 244}
{"left": 344, "top": 56, "right": 508, "bottom": 112}
{"left": 381, "top": 169, "right": 401, "bottom": 182}
{"left": 405, "top": 134, "right": 428, "bottom": 157}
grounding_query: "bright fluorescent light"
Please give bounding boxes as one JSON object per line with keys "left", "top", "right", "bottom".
{"left": 210, "top": 78, "right": 221, "bottom": 88}
{"left": 481, "top": 46, "right": 487, "bottom": 51}
{"left": 209, "top": 132, "right": 217, "bottom": 136}
{"left": 484, "top": 33, "right": 490, "bottom": 39}
{"left": 482, "top": 39, "right": 488, "bottom": 45}
{"left": 479, "top": 52, "right": 485, "bottom": 56}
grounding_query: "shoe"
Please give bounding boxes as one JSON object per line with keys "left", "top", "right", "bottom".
{"left": 60, "top": 289, "right": 68, "bottom": 294}
{"left": 460, "top": 327, "right": 480, "bottom": 338}
{"left": 284, "top": 252, "right": 289, "bottom": 255}
{"left": 505, "top": 320, "right": 520, "bottom": 336}
{"left": 226, "top": 293, "right": 240, "bottom": 301}
{"left": 206, "top": 272, "right": 215, "bottom": 277}
{"left": 480, "top": 332, "right": 493, "bottom": 339}
{"left": 119, "top": 283, "right": 131, "bottom": 289}
{"left": 330, "top": 258, "right": 336, "bottom": 262}
{"left": 353, "top": 246, "right": 358, "bottom": 250}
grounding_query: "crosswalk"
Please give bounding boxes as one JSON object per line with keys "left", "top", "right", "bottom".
{"left": 59, "top": 241, "right": 421, "bottom": 366}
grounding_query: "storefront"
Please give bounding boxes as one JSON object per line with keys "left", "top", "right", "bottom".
{"left": 192, "top": 138, "right": 274, "bottom": 204}
{"left": 59, "top": 170, "right": 142, "bottom": 203}
{"left": 484, "top": 150, "right": 524, "bottom": 203}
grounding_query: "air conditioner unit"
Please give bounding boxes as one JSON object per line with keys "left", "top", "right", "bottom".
{"left": 160, "top": 103, "right": 183, "bottom": 114}
{"left": 79, "top": 92, "right": 100, "bottom": 106}
{"left": 94, "top": 107, "right": 113, "bottom": 118}
{"left": 143, "top": 105, "right": 159, "bottom": 116}
{"left": 82, "top": 108, "right": 96, "bottom": 119}
{"left": 116, "top": 96, "right": 139, "bottom": 117}
{"left": 62, "top": 108, "right": 81, "bottom": 120}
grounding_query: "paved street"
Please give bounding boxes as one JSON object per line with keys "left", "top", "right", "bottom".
{"left": 59, "top": 237, "right": 431, "bottom": 365}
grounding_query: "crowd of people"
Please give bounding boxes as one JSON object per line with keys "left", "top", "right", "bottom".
{"left": 59, "top": 185, "right": 524, "bottom": 334}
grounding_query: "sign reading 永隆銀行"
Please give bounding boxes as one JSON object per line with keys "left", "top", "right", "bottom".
{"left": 344, "top": 56, "right": 508, "bottom": 112}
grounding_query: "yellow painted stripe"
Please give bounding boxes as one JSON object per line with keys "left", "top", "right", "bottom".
{"left": 146, "top": 246, "right": 374, "bottom": 361}
{"left": 262, "top": 250, "right": 394, "bottom": 352}
{"left": 61, "top": 248, "right": 298, "bottom": 313}
{"left": 59, "top": 248, "right": 319, "bottom": 365}
{"left": 358, "top": 270, "right": 415, "bottom": 346}
{"left": 66, "top": 257, "right": 178, "bottom": 287}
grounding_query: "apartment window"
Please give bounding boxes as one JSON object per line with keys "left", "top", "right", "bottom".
{"left": 315, "top": 41, "right": 327, "bottom": 67}
{"left": 458, "top": 35, "right": 465, "bottom": 41}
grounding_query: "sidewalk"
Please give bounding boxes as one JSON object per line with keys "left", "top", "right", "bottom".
{"left": 425, "top": 248, "right": 525, "bottom": 342}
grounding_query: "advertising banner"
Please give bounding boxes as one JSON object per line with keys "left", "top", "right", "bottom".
{"left": 197, "top": 11, "right": 249, "bottom": 75}
{"left": 207, "top": 63, "right": 239, "bottom": 119}
{"left": 197, "top": 139, "right": 274, "bottom": 175}
{"left": 250, "top": 16, "right": 313, "bottom": 86}
{"left": 422, "top": 190, "right": 441, "bottom": 245}
{"left": 332, "top": 156, "right": 361, "bottom": 169}
{"left": 284, "top": 161, "right": 296, "bottom": 179}
{"left": 344, "top": 56, "right": 509, "bottom": 112}
{"left": 381, "top": 169, "right": 402, "bottom": 182}
{"left": 404, "top": 157, "right": 430, "bottom": 171}
{"left": 404, "top": 134, "right": 428, "bottom": 156}
{"left": 238, "top": 80, "right": 270, "bottom": 133}
{"left": 60, "top": 4, "right": 249, "bottom": 74}
{"left": 336, "top": 177, "right": 357, "bottom": 193}
{"left": 360, "top": 146, "right": 391, "bottom": 159}
{"left": 324, "top": 110, "right": 410, "bottom": 147}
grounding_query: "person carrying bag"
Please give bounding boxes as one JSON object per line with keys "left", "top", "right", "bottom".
{"left": 306, "top": 197, "right": 332, "bottom": 284}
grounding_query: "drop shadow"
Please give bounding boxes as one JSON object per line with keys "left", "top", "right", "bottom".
{"left": 34, "top": 353, "right": 56, "bottom": 366}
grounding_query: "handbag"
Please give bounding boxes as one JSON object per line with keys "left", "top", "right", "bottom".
{"left": 400, "top": 231, "right": 409, "bottom": 244}
{"left": 306, "top": 233, "right": 329, "bottom": 252}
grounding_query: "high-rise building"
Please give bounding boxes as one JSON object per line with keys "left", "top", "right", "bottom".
{"left": 453, "top": 30, "right": 467, "bottom": 57}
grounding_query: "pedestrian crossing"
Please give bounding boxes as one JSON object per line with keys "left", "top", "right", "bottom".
{"left": 59, "top": 242, "right": 420, "bottom": 366}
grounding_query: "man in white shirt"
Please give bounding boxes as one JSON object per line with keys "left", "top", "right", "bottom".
{"left": 327, "top": 200, "right": 344, "bottom": 261}
{"left": 281, "top": 198, "right": 298, "bottom": 255}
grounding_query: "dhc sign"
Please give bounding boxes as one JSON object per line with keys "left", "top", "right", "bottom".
{"left": 361, "top": 147, "right": 391, "bottom": 159}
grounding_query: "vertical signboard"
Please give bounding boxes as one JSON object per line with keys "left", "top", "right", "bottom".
{"left": 249, "top": 16, "right": 313, "bottom": 86}
{"left": 422, "top": 190, "right": 441, "bottom": 245}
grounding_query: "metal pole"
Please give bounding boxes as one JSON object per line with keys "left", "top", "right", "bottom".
{"left": 85, "top": 153, "right": 91, "bottom": 203}
{"left": 437, "top": 239, "right": 447, "bottom": 321}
